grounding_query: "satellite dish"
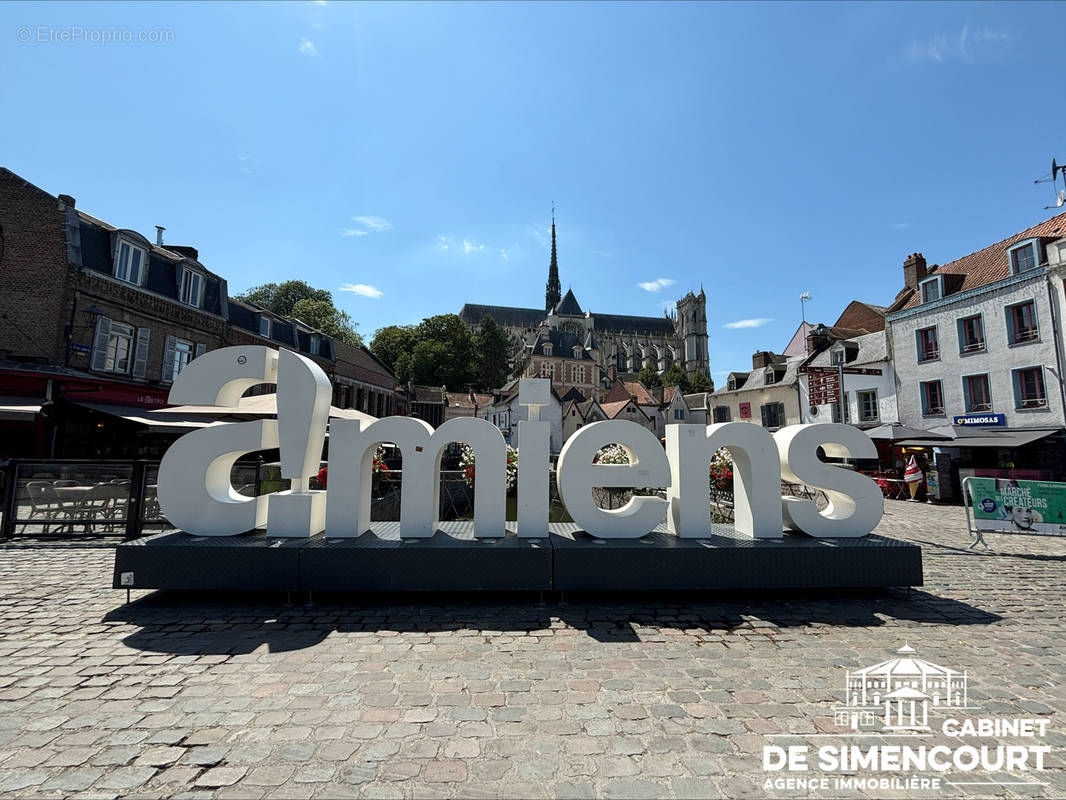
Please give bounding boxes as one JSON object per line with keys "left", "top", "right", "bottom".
{"left": 1054, "top": 158, "right": 1061, "bottom": 179}
{"left": 1058, "top": 189, "right": 1066, "bottom": 208}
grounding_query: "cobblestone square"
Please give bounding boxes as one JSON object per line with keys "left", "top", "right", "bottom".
{"left": 1, "top": 501, "right": 1063, "bottom": 799}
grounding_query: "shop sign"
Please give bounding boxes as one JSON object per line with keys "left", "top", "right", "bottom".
{"left": 953, "top": 413, "right": 1006, "bottom": 427}
{"left": 68, "top": 342, "right": 92, "bottom": 355}
{"left": 156, "top": 346, "right": 885, "bottom": 542}
{"left": 738, "top": 402, "right": 751, "bottom": 419}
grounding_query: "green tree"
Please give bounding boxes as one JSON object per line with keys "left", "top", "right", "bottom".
{"left": 637, "top": 364, "right": 663, "bottom": 389}
{"left": 238, "top": 280, "right": 332, "bottom": 316}
{"left": 291, "top": 298, "right": 363, "bottom": 347}
{"left": 690, "top": 370, "right": 712, "bottom": 392}
{"left": 370, "top": 325, "right": 418, "bottom": 374}
{"left": 413, "top": 315, "right": 477, "bottom": 390}
{"left": 475, "top": 315, "right": 511, "bottom": 391}
{"left": 661, "top": 362, "right": 690, "bottom": 393}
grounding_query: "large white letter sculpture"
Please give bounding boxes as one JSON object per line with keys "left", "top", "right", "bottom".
{"left": 157, "top": 346, "right": 280, "bottom": 536}
{"left": 325, "top": 416, "right": 507, "bottom": 538}
{"left": 266, "top": 349, "right": 332, "bottom": 537}
{"left": 665, "top": 422, "right": 783, "bottom": 539}
{"left": 774, "top": 424, "right": 884, "bottom": 537}
{"left": 556, "top": 420, "right": 670, "bottom": 538}
{"left": 516, "top": 379, "right": 551, "bottom": 538}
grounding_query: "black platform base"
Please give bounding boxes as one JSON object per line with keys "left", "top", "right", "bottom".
{"left": 114, "top": 523, "right": 923, "bottom": 592}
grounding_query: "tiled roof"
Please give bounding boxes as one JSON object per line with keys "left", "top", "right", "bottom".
{"left": 554, "top": 289, "right": 583, "bottom": 316}
{"left": 459, "top": 303, "right": 545, "bottom": 328}
{"left": 663, "top": 385, "right": 680, "bottom": 403}
{"left": 893, "top": 211, "right": 1066, "bottom": 311}
{"left": 592, "top": 313, "right": 676, "bottom": 335}
{"left": 623, "top": 380, "right": 658, "bottom": 406}
{"left": 602, "top": 382, "right": 631, "bottom": 404}
{"left": 833, "top": 300, "right": 887, "bottom": 334}
{"left": 445, "top": 392, "right": 492, "bottom": 409}
{"left": 713, "top": 358, "right": 802, "bottom": 396}
{"left": 413, "top": 385, "right": 445, "bottom": 404}
{"left": 601, "top": 399, "right": 635, "bottom": 419}
{"left": 809, "top": 331, "right": 887, "bottom": 368}
{"left": 532, "top": 330, "right": 594, "bottom": 360}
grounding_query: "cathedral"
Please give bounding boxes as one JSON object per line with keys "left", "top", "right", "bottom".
{"left": 459, "top": 217, "right": 710, "bottom": 399}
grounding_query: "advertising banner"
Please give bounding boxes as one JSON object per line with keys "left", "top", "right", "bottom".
{"left": 968, "top": 477, "right": 1066, "bottom": 535}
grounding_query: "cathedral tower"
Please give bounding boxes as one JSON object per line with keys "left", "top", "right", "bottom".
{"left": 545, "top": 212, "right": 561, "bottom": 313}
{"left": 676, "top": 288, "right": 709, "bottom": 376}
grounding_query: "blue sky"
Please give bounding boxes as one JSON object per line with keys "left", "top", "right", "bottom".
{"left": 3, "top": 1, "right": 1065, "bottom": 379}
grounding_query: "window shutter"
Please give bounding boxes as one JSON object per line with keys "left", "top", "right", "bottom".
{"left": 90, "top": 317, "right": 112, "bottom": 372}
{"left": 194, "top": 342, "right": 207, "bottom": 359}
{"left": 132, "top": 328, "right": 151, "bottom": 378}
{"left": 162, "top": 335, "right": 177, "bottom": 384}
{"left": 760, "top": 404, "right": 769, "bottom": 427}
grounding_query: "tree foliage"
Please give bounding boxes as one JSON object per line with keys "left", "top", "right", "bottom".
{"left": 637, "top": 364, "right": 663, "bottom": 389}
{"left": 370, "top": 314, "right": 477, "bottom": 390}
{"left": 237, "top": 280, "right": 363, "bottom": 347}
{"left": 689, "top": 370, "right": 712, "bottom": 393}
{"left": 475, "top": 315, "right": 512, "bottom": 391}
{"left": 661, "top": 362, "right": 691, "bottom": 393}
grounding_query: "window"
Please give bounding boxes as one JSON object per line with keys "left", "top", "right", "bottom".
{"left": 920, "top": 380, "right": 944, "bottom": 415}
{"left": 832, "top": 395, "right": 850, "bottom": 423}
{"left": 105, "top": 322, "right": 134, "bottom": 373}
{"left": 180, "top": 268, "right": 203, "bottom": 308}
{"left": 963, "top": 374, "right": 992, "bottom": 412}
{"left": 760, "top": 402, "right": 786, "bottom": 429}
{"left": 539, "top": 361, "right": 555, "bottom": 379}
{"left": 830, "top": 349, "right": 845, "bottom": 366}
{"left": 542, "top": 343, "right": 553, "bottom": 357}
{"left": 310, "top": 335, "right": 320, "bottom": 356}
{"left": 571, "top": 365, "right": 586, "bottom": 384}
{"left": 90, "top": 318, "right": 151, "bottom": 377}
{"left": 764, "top": 367, "right": 776, "bottom": 385}
{"left": 259, "top": 317, "right": 271, "bottom": 337}
{"left": 957, "top": 314, "right": 985, "bottom": 354}
{"left": 114, "top": 240, "right": 145, "bottom": 286}
{"left": 858, "top": 390, "right": 878, "bottom": 423}
{"left": 712, "top": 406, "right": 731, "bottom": 423}
{"left": 1009, "top": 242, "right": 1038, "bottom": 274}
{"left": 1013, "top": 367, "right": 1047, "bottom": 409}
{"left": 673, "top": 408, "right": 685, "bottom": 421}
{"left": 919, "top": 276, "right": 943, "bottom": 303}
{"left": 1006, "top": 301, "right": 1038, "bottom": 344}
{"left": 916, "top": 327, "right": 939, "bottom": 362}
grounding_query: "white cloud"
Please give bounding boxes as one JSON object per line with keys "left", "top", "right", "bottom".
{"left": 298, "top": 38, "right": 318, "bottom": 56}
{"left": 461, "top": 239, "right": 484, "bottom": 254}
{"left": 339, "top": 283, "right": 383, "bottom": 298}
{"left": 723, "top": 318, "right": 773, "bottom": 329}
{"left": 892, "top": 221, "right": 910, "bottom": 230}
{"left": 500, "top": 249, "right": 510, "bottom": 261}
{"left": 341, "top": 215, "right": 393, "bottom": 237}
{"left": 437, "top": 236, "right": 485, "bottom": 254}
{"left": 906, "top": 26, "right": 1010, "bottom": 64}
{"left": 638, "top": 278, "right": 677, "bottom": 293}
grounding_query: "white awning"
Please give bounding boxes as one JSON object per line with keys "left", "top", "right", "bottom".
{"left": 71, "top": 401, "right": 217, "bottom": 434}
{"left": 0, "top": 398, "right": 42, "bottom": 421}
{"left": 156, "top": 393, "right": 377, "bottom": 424}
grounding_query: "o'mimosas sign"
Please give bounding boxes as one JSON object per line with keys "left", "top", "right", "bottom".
{"left": 157, "top": 346, "right": 886, "bottom": 540}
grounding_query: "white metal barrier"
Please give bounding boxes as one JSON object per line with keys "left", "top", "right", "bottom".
{"left": 962, "top": 475, "right": 1066, "bottom": 551}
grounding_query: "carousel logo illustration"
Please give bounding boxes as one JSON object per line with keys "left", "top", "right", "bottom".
{"left": 834, "top": 644, "right": 973, "bottom": 731}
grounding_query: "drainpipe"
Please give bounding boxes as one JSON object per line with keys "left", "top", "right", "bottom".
{"left": 1046, "top": 273, "right": 1066, "bottom": 421}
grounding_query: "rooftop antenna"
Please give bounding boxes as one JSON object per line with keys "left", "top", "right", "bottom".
{"left": 1037, "top": 158, "right": 1066, "bottom": 209}
{"left": 800, "top": 292, "right": 813, "bottom": 354}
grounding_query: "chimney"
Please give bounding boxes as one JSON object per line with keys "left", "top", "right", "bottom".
{"left": 752, "top": 351, "right": 775, "bottom": 370}
{"left": 806, "top": 324, "right": 831, "bottom": 354}
{"left": 166, "top": 245, "right": 200, "bottom": 260}
{"left": 57, "top": 194, "right": 76, "bottom": 208}
{"left": 155, "top": 225, "right": 166, "bottom": 246}
{"left": 903, "top": 252, "right": 927, "bottom": 290}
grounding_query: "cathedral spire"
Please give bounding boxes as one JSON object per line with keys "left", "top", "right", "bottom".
{"left": 545, "top": 206, "right": 562, "bottom": 313}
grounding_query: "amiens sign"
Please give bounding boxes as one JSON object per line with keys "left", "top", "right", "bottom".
{"left": 158, "top": 346, "right": 885, "bottom": 541}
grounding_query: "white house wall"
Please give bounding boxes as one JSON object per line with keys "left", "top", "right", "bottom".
{"left": 887, "top": 269, "right": 1066, "bottom": 430}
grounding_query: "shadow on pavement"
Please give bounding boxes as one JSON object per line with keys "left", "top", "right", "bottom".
{"left": 104, "top": 586, "right": 1001, "bottom": 655}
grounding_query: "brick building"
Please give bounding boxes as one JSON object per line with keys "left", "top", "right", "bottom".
{"left": 0, "top": 167, "right": 400, "bottom": 458}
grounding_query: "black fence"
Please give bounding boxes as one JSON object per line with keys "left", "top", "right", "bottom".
{"left": 1, "top": 459, "right": 829, "bottom": 539}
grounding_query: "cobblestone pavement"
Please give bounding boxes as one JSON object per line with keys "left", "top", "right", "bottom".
{"left": 1, "top": 500, "right": 1064, "bottom": 799}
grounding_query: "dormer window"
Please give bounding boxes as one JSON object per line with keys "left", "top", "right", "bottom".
{"left": 830, "top": 348, "right": 845, "bottom": 366}
{"left": 179, "top": 268, "right": 204, "bottom": 308}
{"left": 310, "top": 335, "right": 320, "bottom": 356}
{"left": 727, "top": 377, "right": 737, "bottom": 391}
{"left": 764, "top": 367, "right": 776, "bottom": 385}
{"left": 259, "top": 316, "right": 271, "bottom": 337}
{"left": 542, "top": 343, "right": 553, "bottom": 357}
{"left": 919, "top": 275, "right": 943, "bottom": 303}
{"left": 1009, "top": 239, "right": 1040, "bottom": 274}
{"left": 114, "top": 239, "right": 146, "bottom": 286}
